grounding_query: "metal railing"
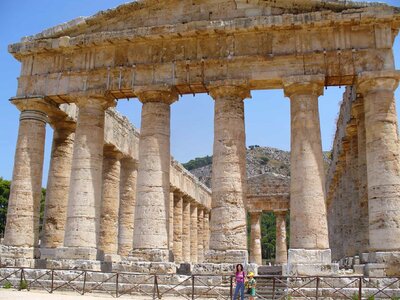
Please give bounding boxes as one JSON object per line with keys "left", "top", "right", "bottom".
{"left": 1, "top": 267, "right": 400, "bottom": 299}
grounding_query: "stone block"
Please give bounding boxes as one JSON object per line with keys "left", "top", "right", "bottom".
{"left": 0, "top": 245, "right": 39, "bottom": 259}
{"left": 288, "top": 249, "right": 332, "bottom": 264}
{"left": 353, "top": 264, "right": 365, "bottom": 275}
{"left": 284, "top": 262, "right": 339, "bottom": 276}
{"left": 55, "top": 247, "right": 101, "bottom": 260}
{"left": 365, "top": 263, "right": 386, "bottom": 277}
{"left": 204, "top": 250, "right": 248, "bottom": 264}
{"left": 104, "top": 254, "right": 121, "bottom": 263}
{"left": 177, "top": 263, "right": 192, "bottom": 275}
{"left": 129, "top": 249, "right": 171, "bottom": 262}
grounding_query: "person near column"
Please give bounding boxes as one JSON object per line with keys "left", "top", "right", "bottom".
{"left": 233, "top": 263, "right": 246, "bottom": 300}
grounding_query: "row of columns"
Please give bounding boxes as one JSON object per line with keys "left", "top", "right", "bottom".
{"left": 329, "top": 71, "right": 400, "bottom": 261}
{"left": 172, "top": 191, "right": 210, "bottom": 263}
{"left": 249, "top": 211, "right": 288, "bottom": 266}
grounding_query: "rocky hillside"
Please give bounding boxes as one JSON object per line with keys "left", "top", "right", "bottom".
{"left": 183, "top": 145, "right": 331, "bottom": 188}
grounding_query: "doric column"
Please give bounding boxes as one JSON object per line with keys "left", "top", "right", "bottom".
{"left": 169, "top": 189, "right": 174, "bottom": 253}
{"left": 173, "top": 192, "right": 183, "bottom": 262}
{"left": 60, "top": 97, "right": 114, "bottom": 260}
{"left": 352, "top": 97, "right": 369, "bottom": 254}
{"left": 283, "top": 75, "right": 333, "bottom": 274}
{"left": 3, "top": 109, "right": 47, "bottom": 257}
{"left": 118, "top": 158, "right": 137, "bottom": 256}
{"left": 190, "top": 202, "right": 198, "bottom": 263}
{"left": 41, "top": 121, "right": 75, "bottom": 257}
{"left": 203, "top": 210, "right": 210, "bottom": 252}
{"left": 99, "top": 146, "right": 122, "bottom": 259}
{"left": 132, "top": 89, "right": 178, "bottom": 262}
{"left": 182, "top": 196, "right": 191, "bottom": 263}
{"left": 207, "top": 84, "right": 250, "bottom": 263}
{"left": 197, "top": 208, "right": 205, "bottom": 263}
{"left": 357, "top": 71, "right": 400, "bottom": 253}
{"left": 249, "top": 212, "right": 262, "bottom": 265}
{"left": 275, "top": 211, "right": 288, "bottom": 265}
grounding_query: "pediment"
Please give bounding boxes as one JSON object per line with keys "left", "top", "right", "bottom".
{"left": 22, "top": 0, "right": 394, "bottom": 42}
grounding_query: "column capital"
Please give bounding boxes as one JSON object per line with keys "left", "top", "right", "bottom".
{"left": 274, "top": 210, "right": 287, "bottom": 217}
{"left": 345, "top": 118, "right": 357, "bottom": 137}
{"left": 208, "top": 82, "right": 251, "bottom": 101}
{"left": 351, "top": 96, "right": 364, "bottom": 119}
{"left": 282, "top": 74, "right": 325, "bottom": 98}
{"left": 103, "top": 145, "right": 123, "bottom": 160}
{"left": 135, "top": 86, "right": 178, "bottom": 105}
{"left": 357, "top": 70, "right": 400, "bottom": 96}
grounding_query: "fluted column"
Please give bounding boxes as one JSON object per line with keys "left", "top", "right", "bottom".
{"left": 283, "top": 75, "right": 332, "bottom": 273}
{"left": 118, "top": 158, "right": 137, "bottom": 256}
{"left": 41, "top": 121, "right": 75, "bottom": 257}
{"left": 249, "top": 212, "right": 262, "bottom": 265}
{"left": 352, "top": 98, "right": 369, "bottom": 254}
{"left": 99, "top": 147, "right": 122, "bottom": 259}
{"left": 182, "top": 196, "right": 191, "bottom": 262}
{"left": 60, "top": 97, "right": 114, "bottom": 260}
{"left": 3, "top": 109, "right": 47, "bottom": 258}
{"left": 169, "top": 189, "right": 174, "bottom": 253}
{"left": 207, "top": 84, "right": 250, "bottom": 263}
{"left": 204, "top": 210, "right": 210, "bottom": 253}
{"left": 173, "top": 192, "right": 183, "bottom": 262}
{"left": 357, "top": 71, "right": 400, "bottom": 253}
{"left": 132, "top": 89, "right": 178, "bottom": 262}
{"left": 190, "top": 202, "right": 198, "bottom": 263}
{"left": 275, "top": 211, "right": 288, "bottom": 265}
{"left": 197, "top": 208, "right": 205, "bottom": 262}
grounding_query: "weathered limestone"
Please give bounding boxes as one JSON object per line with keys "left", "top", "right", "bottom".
{"left": 352, "top": 97, "right": 369, "bottom": 255}
{"left": 173, "top": 193, "right": 183, "bottom": 262}
{"left": 207, "top": 84, "right": 250, "bottom": 263}
{"left": 99, "top": 147, "right": 122, "bottom": 259}
{"left": 197, "top": 208, "right": 205, "bottom": 263}
{"left": 249, "top": 212, "right": 262, "bottom": 265}
{"left": 190, "top": 202, "right": 198, "bottom": 263}
{"left": 203, "top": 211, "right": 210, "bottom": 254}
{"left": 3, "top": 108, "right": 47, "bottom": 258}
{"left": 275, "top": 211, "right": 288, "bottom": 265}
{"left": 132, "top": 89, "right": 178, "bottom": 262}
{"left": 357, "top": 71, "right": 400, "bottom": 253}
{"left": 59, "top": 97, "right": 114, "bottom": 260}
{"left": 182, "top": 197, "right": 191, "bottom": 263}
{"left": 283, "top": 75, "right": 335, "bottom": 275}
{"left": 169, "top": 190, "right": 174, "bottom": 253}
{"left": 41, "top": 122, "right": 75, "bottom": 257}
{"left": 118, "top": 158, "right": 137, "bottom": 256}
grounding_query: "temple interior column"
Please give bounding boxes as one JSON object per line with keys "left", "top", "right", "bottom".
{"left": 118, "top": 158, "right": 137, "bottom": 256}
{"left": 197, "top": 208, "right": 205, "bottom": 263}
{"left": 357, "top": 71, "right": 400, "bottom": 274}
{"left": 203, "top": 211, "right": 210, "bottom": 253}
{"left": 60, "top": 97, "right": 114, "bottom": 260}
{"left": 182, "top": 196, "right": 191, "bottom": 263}
{"left": 275, "top": 211, "right": 288, "bottom": 265}
{"left": 132, "top": 89, "right": 177, "bottom": 262}
{"left": 41, "top": 121, "right": 75, "bottom": 258}
{"left": 190, "top": 202, "right": 198, "bottom": 263}
{"left": 207, "top": 84, "right": 250, "bottom": 263}
{"left": 169, "top": 189, "right": 174, "bottom": 255}
{"left": 99, "top": 146, "right": 122, "bottom": 260}
{"left": 173, "top": 192, "right": 183, "bottom": 262}
{"left": 3, "top": 108, "right": 47, "bottom": 259}
{"left": 283, "top": 75, "right": 335, "bottom": 275}
{"left": 352, "top": 97, "right": 369, "bottom": 256}
{"left": 249, "top": 212, "right": 262, "bottom": 265}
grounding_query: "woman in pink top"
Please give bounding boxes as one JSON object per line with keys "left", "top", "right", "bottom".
{"left": 233, "top": 264, "right": 246, "bottom": 300}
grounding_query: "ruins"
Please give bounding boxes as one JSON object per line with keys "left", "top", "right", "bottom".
{"left": 1, "top": 0, "right": 400, "bottom": 279}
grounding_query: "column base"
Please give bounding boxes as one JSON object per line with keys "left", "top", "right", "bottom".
{"left": 205, "top": 249, "right": 248, "bottom": 264}
{"left": 129, "top": 249, "right": 172, "bottom": 262}
{"left": 365, "top": 251, "right": 400, "bottom": 277}
{"left": 192, "top": 262, "right": 258, "bottom": 275}
{"left": 285, "top": 249, "right": 338, "bottom": 276}
{"left": 0, "top": 245, "right": 40, "bottom": 259}
{"left": 55, "top": 247, "right": 103, "bottom": 261}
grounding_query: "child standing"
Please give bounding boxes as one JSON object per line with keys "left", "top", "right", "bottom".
{"left": 247, "top": 272, "right": 256, "bottom": 300}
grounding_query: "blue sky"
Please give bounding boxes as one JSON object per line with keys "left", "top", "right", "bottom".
{"left": 0, "top": 0, "right": 399, "bottom": 185}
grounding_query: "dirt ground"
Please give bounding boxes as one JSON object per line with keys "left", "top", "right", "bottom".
{"left": 0, "top": 289, "right": 191, "bottom": 300}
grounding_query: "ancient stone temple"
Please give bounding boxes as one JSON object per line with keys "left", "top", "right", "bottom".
{"left": 1, "top": 0, "right": 400, "bottom": 277}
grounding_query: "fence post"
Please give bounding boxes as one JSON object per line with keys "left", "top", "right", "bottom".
{"left": 316, "top": 277, "right": 320, "bottom": 300}
{"left": 358, "top": 277, "right": 362, "bottom": 300}
{"left": 116, "top": 273, "right": 119, "bottom": 298}
{"left": 230, "top": 276, "right": 233, "bottom": 299}
{"left": 272, "top": 277, "right": 276, "bottom": 300}
{"left": 18, "top": 268, "right": 23, "bottom": 291}
{"left": 50, "top": 270, "right": 54, "bottom": 293}
{"left": 192, "top": 275, "right": 195, "bottom": 300}
{"left": 82, "top": 271, "right": 87, "bottom": 295}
